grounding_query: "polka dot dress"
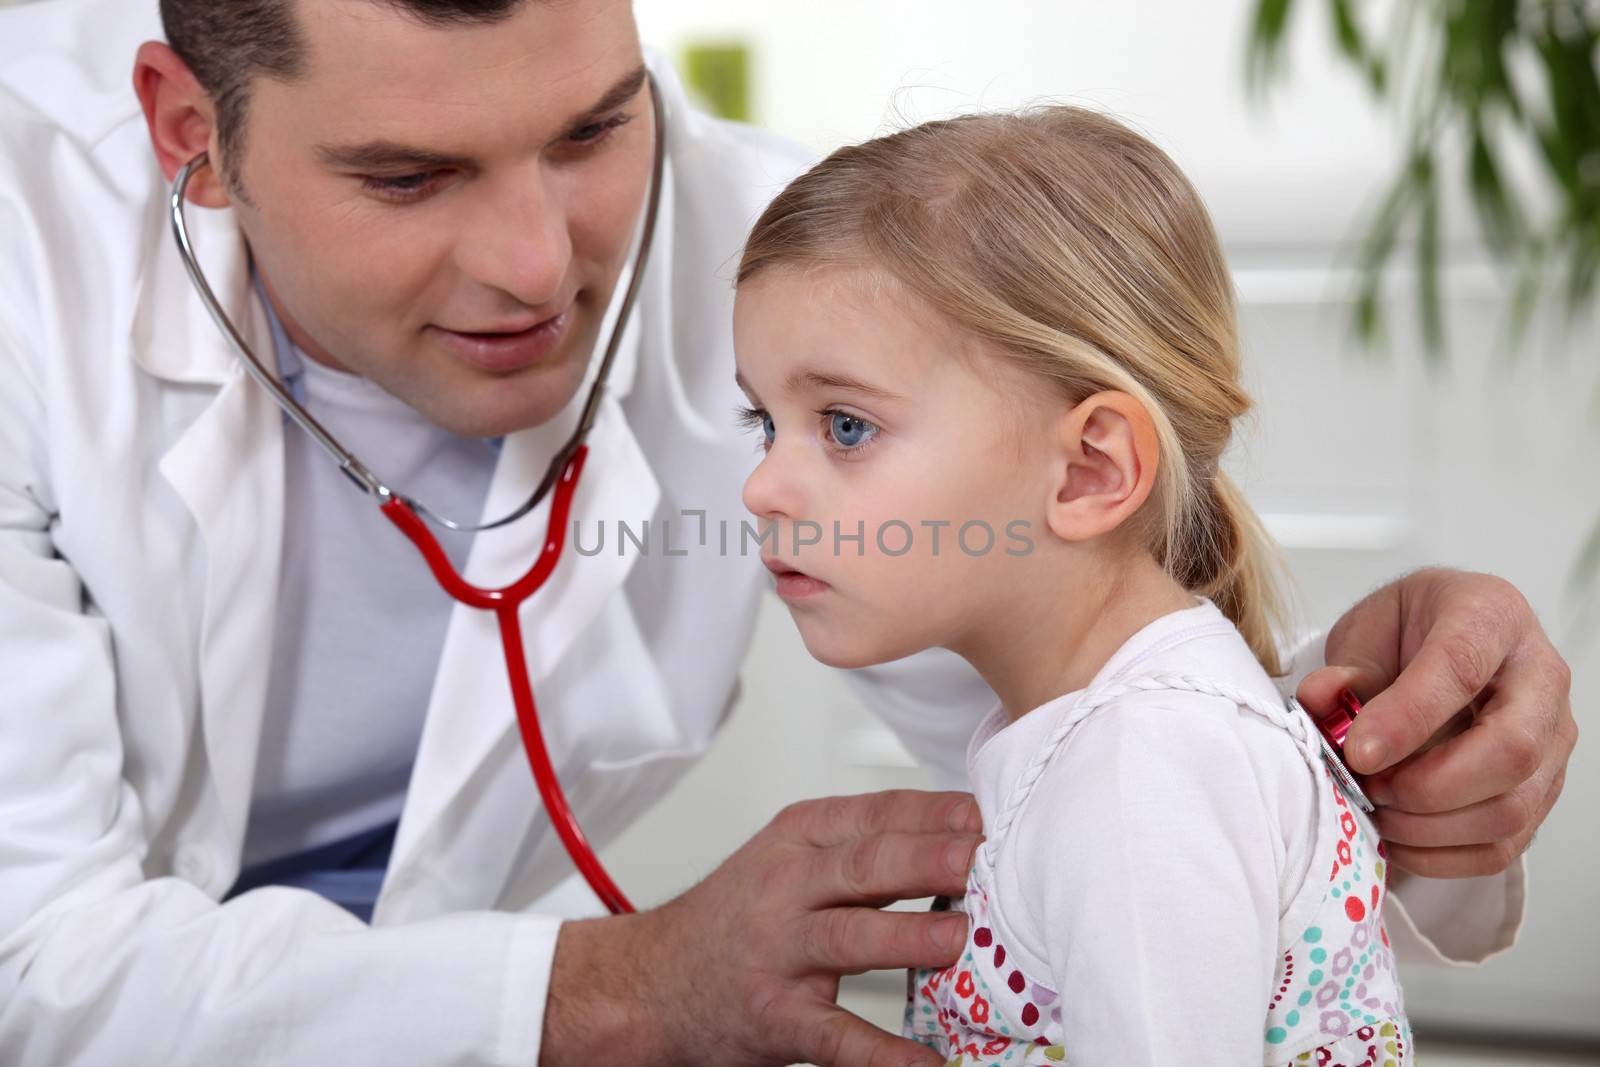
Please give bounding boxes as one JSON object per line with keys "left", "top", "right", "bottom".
{"left": 902, "top": 681, "right": 1412, "bottom": 1066}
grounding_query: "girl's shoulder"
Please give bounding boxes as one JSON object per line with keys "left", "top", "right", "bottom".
{"left": 974, "top": 661, "right": 1335, "bottom": 961}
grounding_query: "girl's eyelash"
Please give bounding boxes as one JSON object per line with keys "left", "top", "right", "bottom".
{"left": 734, "top": 404, "right": 767, "bottom": 431}
{"left": 735, "top": 404, "right": 881, "bottom": 456}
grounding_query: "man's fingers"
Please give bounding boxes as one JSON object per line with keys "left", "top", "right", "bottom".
{"left": 1296, "top": 665, "right": 1381, "bottom": 722}
{"left": 1363, "top": 712, "right": 1537, "bottom": 813}
{"left": 794, "top": 1003, "right": 944, "bottom": 1067}
{"left": 1373, "top": 782, "right": 1542, "bottom": 847}
{"left": 814, "top": 831, "right": 981, "bottom": 906}
{"left": 1382, "top": 840, "right": 1526, "bottom": 879}
{"left": 1383, "top": 764, "right": 1566, "bottom": 880}
{"left": 777, "top": 790, "right": 983, "bottom": 849}
{"left": 1342, "top": 599, "right": 1519, "bottom": 774}
{"left": 798, "top": 907, "right": 968, "bottom": 974}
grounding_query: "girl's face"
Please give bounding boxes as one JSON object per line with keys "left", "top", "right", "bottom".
{"left": 733, "top": 266, "right": 1063, "bottom": 669}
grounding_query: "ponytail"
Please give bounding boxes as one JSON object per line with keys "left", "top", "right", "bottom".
{"left": 1180, "top": 471, "right": 1292, "bottom": 676}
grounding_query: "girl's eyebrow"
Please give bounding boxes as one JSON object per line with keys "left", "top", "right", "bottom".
{"left": 784, "top": 369, "right": 904, "bottom": 403}
{"left": 734, "top": 368, "right": 905, "bottom": 404}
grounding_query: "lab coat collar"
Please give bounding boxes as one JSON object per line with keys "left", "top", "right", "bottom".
{"left": 136, "top": 199, "right": 287, "bottom": 852}
{"left": 130, "top": 194, "right": 251, "bottom": 387}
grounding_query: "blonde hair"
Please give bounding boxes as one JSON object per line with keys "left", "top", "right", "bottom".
{"left": 738, "top": 106, "right": 1292, "bottom": 675}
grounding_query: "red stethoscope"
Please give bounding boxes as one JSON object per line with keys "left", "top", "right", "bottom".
{"left": 168, "top": 75, "right": 668, "bottom": 916}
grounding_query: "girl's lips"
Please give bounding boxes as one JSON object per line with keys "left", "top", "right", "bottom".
{"left": 763, "top": 556, "right": 830, "bottom": 600}
{"left": 431, "top": 309, "right": 571, "bottom": 374}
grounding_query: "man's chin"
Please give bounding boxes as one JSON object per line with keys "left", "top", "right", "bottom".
{"left": 420, "top": 393, "right": 578, "bottom": 440}
{"left": 388, "top": 353, "right": 591, "bottom": 439}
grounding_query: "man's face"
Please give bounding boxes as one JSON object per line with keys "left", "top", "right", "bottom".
{"left": 229, "top": 0, "right": 653, "bottom": 437}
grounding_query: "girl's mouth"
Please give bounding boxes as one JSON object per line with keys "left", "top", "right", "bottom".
{"left": 762, "top": 556, "right": 831, "bottom": 601}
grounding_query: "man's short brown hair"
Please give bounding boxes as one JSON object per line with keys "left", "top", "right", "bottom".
{"left": 159, "top": 0, "right": 525, "bottom": 179}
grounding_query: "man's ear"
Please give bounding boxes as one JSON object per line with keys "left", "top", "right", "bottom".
{"left": 132, "top": 41, "right": 230, "bottom": 208}
{"left": 1043, "top": 390, "right": 1162, "bottom": 543}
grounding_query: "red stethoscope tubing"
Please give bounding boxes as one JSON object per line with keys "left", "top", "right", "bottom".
{"left": 378, "top": 444, "right": 636, "bottom": 915}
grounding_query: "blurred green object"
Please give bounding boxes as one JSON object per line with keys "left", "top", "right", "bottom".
{"left": 681, "top": 41, "right": 753, "bottom": 123}
{"left": 1247, "top": 0, "right": 1600, "bottom": 358}
{"left": 1249, "top": 1, "right": 1600, "bottom": 617}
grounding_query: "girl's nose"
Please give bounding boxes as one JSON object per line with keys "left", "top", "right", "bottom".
{"left": 742, "top": 450, "right": 803, "bottom": 522}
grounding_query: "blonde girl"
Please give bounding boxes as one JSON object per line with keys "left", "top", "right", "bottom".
{"left": 732, "top": 107, "right": 1410, "bottom": 1065}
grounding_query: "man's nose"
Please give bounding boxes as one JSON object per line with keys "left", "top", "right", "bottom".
{"left": 458, "top": 167, "right": 572, "bottom": 308}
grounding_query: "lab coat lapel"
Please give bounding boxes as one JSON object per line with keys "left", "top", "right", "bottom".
{"left": 133, "top": 202, "right": 285, "bottom": 852}
{"left": 389, "top": 389, "right": 662, "bottom": 879}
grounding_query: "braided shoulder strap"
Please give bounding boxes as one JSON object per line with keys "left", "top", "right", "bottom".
{"left": 982, "top": 673, "right": 1317, "bottom": 866}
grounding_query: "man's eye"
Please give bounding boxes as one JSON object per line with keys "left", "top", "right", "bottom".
{"left": 569, "top": 114, "right": 633, "bottom": 146}
{"left": 361, "top": 171, "right": 444, "bottom": 200}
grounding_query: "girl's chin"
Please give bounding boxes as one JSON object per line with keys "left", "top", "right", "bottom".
{"left": 794, "top": 621, "right": 922, "bottom": 671}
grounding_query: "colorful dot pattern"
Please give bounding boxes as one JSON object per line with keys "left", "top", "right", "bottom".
{"left": 901, "top": 710, "right": 1412, "bottom": 1065}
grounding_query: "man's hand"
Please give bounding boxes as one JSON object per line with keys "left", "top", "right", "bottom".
{"left": 1297, "top": 567, "right": 1577, "bottom": 879}
{"left": 545, "top": 790, "right": 981, "bottom": 1067}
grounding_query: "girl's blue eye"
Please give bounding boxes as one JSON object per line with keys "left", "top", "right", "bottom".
{"left": 827, "top": 411, "right": 877, "bottom": 450}
{"left": 761, "top": 411, "right": 775, "bottom": 446}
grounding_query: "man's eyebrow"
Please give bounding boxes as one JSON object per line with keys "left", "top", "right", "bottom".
{"left": 314, "top": 63, "right": 650, "bottom": 171}
{"left": 315, "top": 142, "right": 472, "bottom": 171}
{"left": 574, "top": 64, "right": 650, "bottom": 127}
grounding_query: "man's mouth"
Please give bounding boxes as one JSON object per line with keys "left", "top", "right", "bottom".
{"left": 763, "top": 556, "right": 830, "bottom": 600}
{"left": 430, "top": 304, "right": 573, "bottom": 375}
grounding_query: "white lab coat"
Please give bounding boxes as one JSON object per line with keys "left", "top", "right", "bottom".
{"left": 0, "top": 1, "right": 1522, "bottom": 1064}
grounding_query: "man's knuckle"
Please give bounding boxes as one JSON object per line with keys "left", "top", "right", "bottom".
{"left": 773, "top": 800, "right": 809, "bottom": 834}
{"left": 1547, "top": 649, "right": 1574, "bottom": 696}
{"left": 1439, "top": 631, "right": 1494, "bottom": 703}
{"left": 1476, "top": 572, "right": 1523, "bottom": 610}
{"left": 1486, "top": 794, "right": 1529, "bottom": 839}
{"left": 744, "top": 980, "right": 794, "bottom": 1051}
{"left": 1384, "top": 772, "right": 1431, "bottom": 812}
{"left": 844, "top": 836, "right": 883, "bottom": 895}
{"left": 863, "top": 790, "right": 897, "bottom": 831}
{"left": 808, "top": 1016, "right": 844, "bottom": 1066}
{"left": 817, "top": 909, "right": 853, "bottom": 965}
{"left": 1502, "top": 727, "right": 1543, "bottom": 782}
{"left": 1488, "top": 838, "right": 1520, "bottom": 873}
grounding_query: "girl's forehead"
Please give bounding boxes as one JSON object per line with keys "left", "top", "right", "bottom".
{"left": 737, "top": 265, "right": 963, "bottom": 368}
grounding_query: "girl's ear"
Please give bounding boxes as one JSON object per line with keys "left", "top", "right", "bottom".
{"left": 1043, "top": 390, "right": 1161, "bottom": 543}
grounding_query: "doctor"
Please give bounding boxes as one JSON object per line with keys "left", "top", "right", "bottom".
{"left": 0, "top": 0, "right": 1577, "bottom": 1064}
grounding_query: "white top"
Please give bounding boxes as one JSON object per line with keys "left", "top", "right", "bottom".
{"left": 905, "top": 598, "right": 1410, "bottom": 1064}
{"left": 243, "top": 297, "right": 496, "bottom": 867}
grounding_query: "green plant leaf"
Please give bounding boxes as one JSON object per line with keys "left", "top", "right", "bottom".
{"left": 1416, "top": 156, "right": 1444, "bottom": 356}
{"left": 1247, "top": 0, "right": 1297, "bottom": 90}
